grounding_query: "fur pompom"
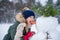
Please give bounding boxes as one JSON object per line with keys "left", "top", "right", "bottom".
{"left": 15, "top": 13, "right": 25, "bottom": 23}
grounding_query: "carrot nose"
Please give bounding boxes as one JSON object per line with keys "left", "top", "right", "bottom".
{"left": 30, "top": 21, "right": 36, "bottom": 25}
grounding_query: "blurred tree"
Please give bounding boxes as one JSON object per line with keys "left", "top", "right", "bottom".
{"left": 56, "top": 0, "right": 60, "bottom": 6}
{"left": 15, "top": 0, "right": 23, "bottom": 11}
{"left": 36, "top": 1, "right": 42, "bottom": 7}
{"left": 46, "top": 0, "right": 53, "bottom": 7}
{"left": 44, "top": 0, "right": 58, "bottom": 17}
{"left": 0, "top": 10, "right": 4, "bottom": 16}
{"left": 32, "top": 4, "right": 58, "bottom": 17}
{"left": 47, "top": 0, "right": 53, "bottom": 5}
{"left": 0, "top": 0, "right": 14, "bottom": 23}
{"left": 24, "top": 0, "right": 35, "bottom": 8}
{"left": 43, "top": 4, "right": 58, "bottom": 17}
{"left": 55, "top": 0, "right": 60, "bottom": 15}
{"left": 31, "top": 1, "right": 43, "bottom": 16}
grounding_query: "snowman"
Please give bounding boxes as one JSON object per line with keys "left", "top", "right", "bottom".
{"left": 30, "top": 5, "right": 60, "bottom": 40}
{"left": 30, "top": 16, "right": 60, "bottom": 40}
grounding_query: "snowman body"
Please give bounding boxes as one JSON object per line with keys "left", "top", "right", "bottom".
{"left": 30, "top": 16, "right": 59, "bottom": 40}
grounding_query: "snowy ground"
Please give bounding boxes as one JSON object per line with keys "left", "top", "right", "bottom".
{"left": 0, "top": 23, "right": 13, "bottom": 40}
{"left": 0, "top": 23, "right": 60, "bottom": 40}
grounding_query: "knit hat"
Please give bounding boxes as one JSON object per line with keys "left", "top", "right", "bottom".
{"left": 22, "top": 10, "right": 35, "bottom": 19}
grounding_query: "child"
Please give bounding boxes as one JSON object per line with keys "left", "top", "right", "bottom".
{"left": 22, "top": 10, "right": 37, "bottom": 40}
{"left": 14, "top": 10, "right": 37, "bottom": 40}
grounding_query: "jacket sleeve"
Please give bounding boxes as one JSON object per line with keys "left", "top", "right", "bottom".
{"left": 14, "top": 23, "right": 26, "bottom": 40}
{"left": 3, "top": 33, "right": 12, "bottom": 40}
{"left": 10, "top": 21, "right": 20, "bottom": 40}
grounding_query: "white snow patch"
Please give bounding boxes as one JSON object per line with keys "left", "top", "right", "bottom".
{"left": 57, "top": 24, "right": 60, "bottom": 33}
{"left": 0, "top": 23, "right": 13, "bottom": 40}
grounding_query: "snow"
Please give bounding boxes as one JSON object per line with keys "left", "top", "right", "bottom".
{"left": 0, "top": 23, "right": 13, "bottom": 40}
{"left": 36, "top": 16, "right": 58, "bottom": 32}
{"left": 57, "top": 24, "right": 60, "bottom": 32}
{"left": 30, "top": 16, "right": 60, "bottom": 40}
{"left": 0, "top": 16, "right": 60, "bottom": 40}
{"left": 31, "top": 24, "right": 38, "bottom": 33}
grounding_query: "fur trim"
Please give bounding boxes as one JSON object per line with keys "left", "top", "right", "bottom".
{"left": 15, "top": 13, "right": 25, "bottom": 23}
{"left": 14, "top": 23, "right": 26, "bottom": 40}
{"left": 22, "top": 7, "right": 30, "bottom": 11}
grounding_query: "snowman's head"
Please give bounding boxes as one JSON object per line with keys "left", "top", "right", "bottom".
{"left": 36, "top": 16, "right": 58, "bottom": 32}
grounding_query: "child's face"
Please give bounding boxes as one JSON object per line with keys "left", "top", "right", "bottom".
{"left": 26, "top": 16, "right": 35, "bottom": 25}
